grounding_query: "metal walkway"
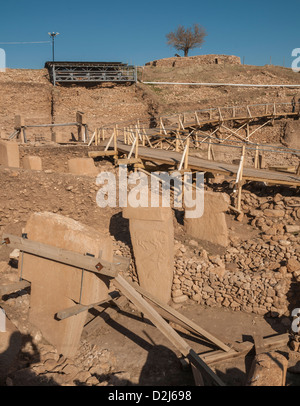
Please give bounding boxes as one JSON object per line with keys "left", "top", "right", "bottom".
{"left": 45, "top": 61, "right": 137, "bottom": 85}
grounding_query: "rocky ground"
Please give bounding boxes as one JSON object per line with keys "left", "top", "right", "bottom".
{"left": 0, "top": 58, "right": 300, "bottom": 387}
{"left": 0, "top": 142, "right": 299, "bottom": 386}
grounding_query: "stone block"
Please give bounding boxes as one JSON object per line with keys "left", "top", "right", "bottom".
{"left": 184, "top": 191, "right": 229, "bottom": 247}
{"left": 22, "top": 156, "right": 42, "bottom": 171}
{"left": 51, "top": 132, "right": 70, "bottom": 143}
{"left": 68, "top": 158, "right": 98, "bottom": 176}
{"left": 246, "top": 351, "right": 288, "bottom": 386}
{"left": 19, "top": 212, "right": 113, "bottom": 357}
{"left": 0, "top": 140, "right": 19, "bottom": 168}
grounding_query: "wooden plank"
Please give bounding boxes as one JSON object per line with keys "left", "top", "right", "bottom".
{"left": 113, "top": 274, "right": 225, "bottom": 386}
{"left": 253, "top": 333, "right": 265, "bottom": 355}
{"left": 200, "top": 333, "right": 289, "bottom": 366}
{"left": 56, "top": 291, "right": 120, "bottom": 320}
{"left": 0, "top": 280, "right": 31, "bottom": 296}
{"left": 56, "top": 297, "right": 113, "bottom": 320}
{"left": 3, "top": 234, "right": 119, "bottom": 278}
{"left": 83, "top": 295, "right": 128, "bottom": 335}
{"left": 128, "top": 279, "right": 231, "bottom": 352}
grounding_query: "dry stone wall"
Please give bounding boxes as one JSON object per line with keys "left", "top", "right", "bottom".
{"left": 171, "top": 189, "right": 300, "bottom": 317}
{"left": 146, "top": 54, "right": 241, "bottom": 68}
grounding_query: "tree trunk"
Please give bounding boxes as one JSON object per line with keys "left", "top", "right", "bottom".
{"left": 184, "top": 48, "right": 189, "bottom": 57}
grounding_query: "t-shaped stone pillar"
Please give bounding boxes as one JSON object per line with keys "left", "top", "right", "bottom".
{"left": 19, "top": 212, "right": 113, "bottom": 357}
{"left": 123, "top": 206, "right": 174, "bottom": 304}
{"left": 184, "top": 191, "right": 230, "bottom": 247}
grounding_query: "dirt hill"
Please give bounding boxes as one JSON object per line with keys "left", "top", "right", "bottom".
{"left": 138, "top": 61, "right": 300, "bottom": 116}
{"left": 1, "top": 59, "right": 300, "bottom": 142}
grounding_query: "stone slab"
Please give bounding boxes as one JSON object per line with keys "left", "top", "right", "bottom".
{"left": 23, "top": 156, "right": 42, "bottom": 171}
{"left": 68, "top": 158, "right": 98, "bottom": 176}
{"left": 184, "top": 191, "right": 229, "bottom": 247}
{"left": 0, "top": 140, "right": 19, "bottom": 168}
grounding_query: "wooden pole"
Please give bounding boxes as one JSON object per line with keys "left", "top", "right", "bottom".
{"left": 135, "top": 127, "right": 139, "bottom": 159}
{"left": 114, "top": 127, "right": 117, "bottom": 152}
{"left": 254, "top": 145, "right": 259, "bottom": 168}
{"left": 184, "top": 137, "right": 190, "bottom": 170}
{"left": 237, "top": 145, "right": 245, "bottom": 212}
{"left": 208, "top": 139, "right": 212, "bottom": 160}
{"left": 175, "top": 131, "right": 179, "bottom": 152}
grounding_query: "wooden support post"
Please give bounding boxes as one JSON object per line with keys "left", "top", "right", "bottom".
{"left": 76, "top": 112, "right": 86, "bottom": 142}
{"left": 195, "top": 133, "right": 199, "bottom": 149}
{"left": 94, "top": 129, "right": 98, "bottom": 146}
{"left": 254, "top": 145, "right": 259, "bottom": 168}
{"left": 236, "top": 145, "right": 245, "bottom": 212}
{"left": 184, "top": 137, "right": 190, "bottom": 170}
{"left": 135, "top": 129, "right": 139, "bottom": 160}
{"left": 124, "top": 128, "right": 127, "bottom": 144}
{"left": 175, "top": 131, "right": 179, "bottom": 152}
{"left": 114, "top": 128, "right": 117, "bottom": 152}
{"left": 22, "top": 128, "right": 27, "bottom": 143}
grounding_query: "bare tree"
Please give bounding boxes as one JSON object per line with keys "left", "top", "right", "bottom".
{"left": 166, "top": 24, "right": 207, "bottom": 57}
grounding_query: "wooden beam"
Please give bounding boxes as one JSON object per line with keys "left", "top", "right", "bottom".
{"left": 253, "top": 333, "right": 265, "bottom": 355}
{"left": 130, "top": 280, "right": 232, "bottom": 352}
{"left": 200, "top": 333, "right": 289, "bottom": 366}
{"left": 2, "top": 234, "right": 119, "bottom": 279}
{"left": 56, "top": 291, "right": 120, "bottom": 320}
{"left": 113, "top": 274, "right": 225, "bottom": 386}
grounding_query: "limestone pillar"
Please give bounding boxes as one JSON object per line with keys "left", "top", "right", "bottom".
{"left": 19, "top": 212, "right": 113, "bottom": 357}
{"left": 68, "top": 157, "right": 98, "bottom": 176}
{"left": 123, "top": 206, "right": 174, "bottom": 304}
{"left": 0, "top": 140, "right": 19, "bottom": 168}
{"left": 23, "top": 156, "right": 42, "bottom": 171}
{"left": 184, "top": 191, "right": 229, "bottom": 247}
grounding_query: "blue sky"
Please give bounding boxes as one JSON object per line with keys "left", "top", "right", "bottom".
{"left": 0, "top": 0, "right": 299, "bottom": 69}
